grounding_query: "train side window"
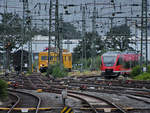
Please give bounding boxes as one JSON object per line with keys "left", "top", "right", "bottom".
{"left": 50, "top": 56, "right": 53, "bottom": 60}
{"left": 41, "top": 56, "right": 47, "bottom": 60}
{"left": 57, "top": 56, "right": 59, "bottom": 61}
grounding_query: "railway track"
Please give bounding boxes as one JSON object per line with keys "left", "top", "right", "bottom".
{"left": 2, "top": 72, "right": 150, "bottom": 90}
{"left": 125, "top": 94, "right": 150, "bottom": 113}
{"left": 68, "top": 91, "right": 127, "bottom": 113}
{"left": 6, "top": 92, "right": 20, "bottom": 113}
{"left": 24, "top": 74, "right": 51, "bottom": 90}
{"left": 5, "top": 89, "right": 41, "bottom": 113}
{"left": 1, "top": 73, "right": 150, "bottom": 113}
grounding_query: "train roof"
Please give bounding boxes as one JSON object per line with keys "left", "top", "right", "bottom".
{"left": 39, "top": 51, "right": 71, "bottom": 54}
{"left": 102, "top": 51, "right": 121, "bottom": 56}
{"left": 102, "top": 51, "right": 138, "bottom": 56}
{"left": 121, "top": 51, "right": 138, "bottom": 54}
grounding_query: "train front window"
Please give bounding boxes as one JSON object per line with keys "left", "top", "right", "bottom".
{"left": 103, "top": 56, "right": 116, "bottom": 65}
{"left": 41, "top": 56, "right": 47, "bottom": 60}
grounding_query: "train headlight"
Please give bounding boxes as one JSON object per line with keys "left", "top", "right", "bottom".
{"left": 40, "top": 64, "right": 44, "bottom": 67}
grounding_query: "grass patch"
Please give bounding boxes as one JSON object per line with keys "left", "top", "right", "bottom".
{"left": 0, "top": 79, "right": 8, "bottom": 100}
{"left": 68, "top": 70, "right": 101, "bottom": 77}
{"left": 130, "top": 65, "right": 141, "bottom": 78}
{"left": 47, "top": 63, "right": 68, "bottom": 78}
{"left": 134, "top": 73, "right": 150, "bottom": 80}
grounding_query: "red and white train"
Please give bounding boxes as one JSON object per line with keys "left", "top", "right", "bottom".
{"left": 100, "top": 51, "right": 140, "bottom": 78}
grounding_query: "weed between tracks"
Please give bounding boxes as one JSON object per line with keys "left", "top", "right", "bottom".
{"left": 68, "top": 70, "right": 101, "bottom": 76}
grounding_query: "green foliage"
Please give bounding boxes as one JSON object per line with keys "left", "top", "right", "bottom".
{"left": 86, "top": 58, "right": 92, "bottom": 68}
{"left": 47, "top": 63, "right": 68, "bottom": 78}
{"left": 47, "top": 64, "right": 56, "bottom": 75}
{"left": 62, "top": 22, "right": 81, "bottom": 39}
{"left": 83, "top": 58, "right": 91, "bottom": 69}
{"left": 33, "top": 60, "right": 38, "bottom": 71}
{"left": 0, "top": 79, "right": 8, "bottom": 100}
{"left": 95, "top": 56, "right": 101, "bottom": 70}
{"left": 32, "top": 27, "right": 49, "bottom": 36}
{"left": 147, "top": 65, "right": 150, "bottom": 73}
{"left": 131, "top": 65, "right": 150, "bottom": 80}
{"left": 74, "top": 55, "right": 101, "bottom": 71}
{"left": 131, "top": 65, "right": 141, "bottom": 78}
{"left": 73, "top": 32, "right": 104, "bottom": 61}
{"left": 32, "top": 22, "right": 81, "bottom": 39}
{"left": 0, "top": 13, "right": 29, "bottom": 51}
{"left": 134, "top": 73, "right": 150, "bottom": 80}
{"left": 105, "top": 24, "right": 134, "bottom": 51}
{"left": 27, "top": 70, "right": 32, "bottom": 75}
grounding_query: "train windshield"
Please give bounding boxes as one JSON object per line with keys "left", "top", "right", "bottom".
{"left": 103, "top": 56, "right": 116, "bottom": 65}
{"left": 41, "top": 56, "right": 47, "bottom": 60}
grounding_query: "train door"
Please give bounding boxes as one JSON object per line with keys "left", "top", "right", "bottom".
{"left": 63, "top": 54, "right": 72, "bottom": 70}
{"left": 63, "top": 54, "right": 68, "bottom": 68}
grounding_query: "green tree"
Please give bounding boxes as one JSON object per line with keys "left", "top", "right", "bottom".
{"left": 0, "top": 13, "right": 32, "bottom": 70}
{"left": 46, "top": 63, "right": 68, "bottom": 78}
{"left": 32, "top": 27, "right": 49, "bottom": 36}
{"left": 0, "top": 13, "right": 28, "bottom": 51}
{"left": 62, "top": 22, "right": 81, "bottom": 39}
{"left": 73, "top": 32, "right": 104, "bottom": 62}
{"left": 32, "top": 22, "right": 81, "bottom": 39}
{"left": 105, "top": 24, "right": 134, "bottom": 51}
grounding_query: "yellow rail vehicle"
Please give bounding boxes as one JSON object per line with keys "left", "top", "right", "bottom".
{"left": 38, "top": 51, "right": 72, "bottom": 72}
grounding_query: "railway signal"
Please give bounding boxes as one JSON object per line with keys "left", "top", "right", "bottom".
{"left": 5, "top": 42, "right": 11, "bottom": 49}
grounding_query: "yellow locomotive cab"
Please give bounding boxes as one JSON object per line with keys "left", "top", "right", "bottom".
{"left": 38, "top": 51, "right": 72, "bottom": 72}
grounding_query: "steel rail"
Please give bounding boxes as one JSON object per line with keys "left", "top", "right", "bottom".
{"left": 8, "top": 89, "right": 41, "bottom": 113}
{"left": 7, "top": 92, "right": 20, "bottom": 113}
{"left": 35, "top": 93, "right": 41, "bottom": 113}
{"left": 126, "top": 93, "right": 150, "bottom": 104}
{"left": 68, "top": 93, "right": 99, "bottom": 113}
{"left": 68, "top": 91, "right": 127, "bottom": 113}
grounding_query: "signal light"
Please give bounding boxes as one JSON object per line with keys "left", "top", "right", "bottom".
{"left": 5, "top": 42, "right": 11, "bottom": 49}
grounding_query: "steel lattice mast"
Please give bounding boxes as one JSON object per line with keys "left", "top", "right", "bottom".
{"left": 26, "top": 0, "right": 32, "bottom": 72}
{"left": 48, "top": 0, "right": 62, "bottom": 67}
{"left": 21, "top": 0, "right": 32, "bottom": 72}
{"left": 91, "top": 0, "right": 97, "bottom": 70}
{"left": 141, "top": 0, "right": 148, "bottom": 71}
{"left": 81, "top": 6, "right": 86, "bottom": 71}
{"left": 48, "top": 0, "right": 57, "bottom": 65}
{"left": 48, "top": 0, "right": 52, "bottom": 65}
{"left": 20, "top": 0, "right": 26, "bottom": 72}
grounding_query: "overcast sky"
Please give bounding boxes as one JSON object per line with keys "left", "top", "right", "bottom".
{"left": 0, "top": 0, "right": 150, "bottom": 36}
